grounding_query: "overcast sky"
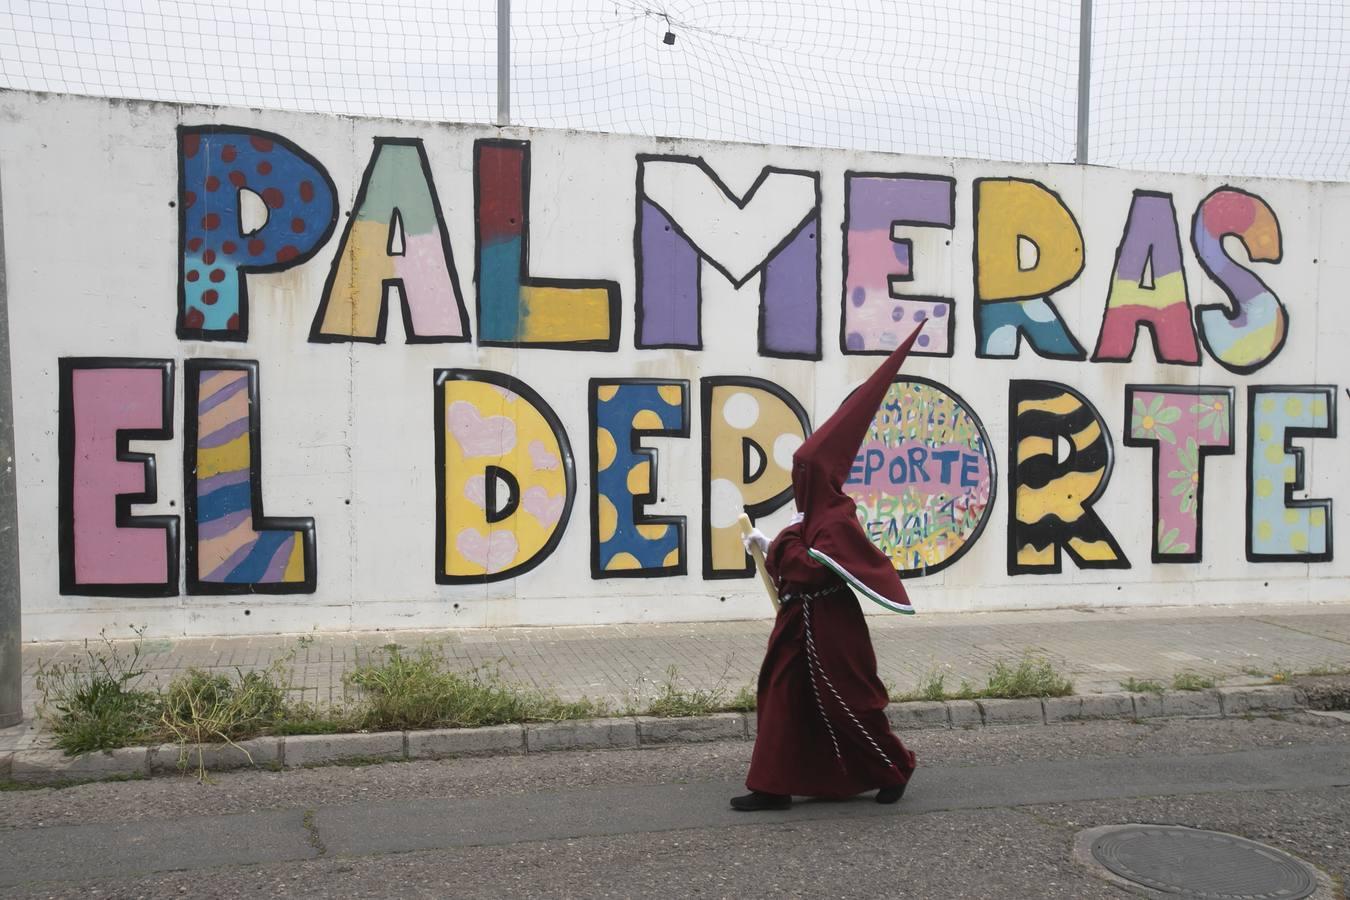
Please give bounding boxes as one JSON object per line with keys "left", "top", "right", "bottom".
{"left": 1, "top": 0, "right": 1346, "bottom": 179}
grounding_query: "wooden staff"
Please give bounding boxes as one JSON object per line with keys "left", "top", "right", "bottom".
{"left": 737, "top": 513, "right": 780, "bottom": 613}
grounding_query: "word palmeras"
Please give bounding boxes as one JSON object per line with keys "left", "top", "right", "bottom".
{"left": 177, "top": 128, "right": 1286, "bottom": 378}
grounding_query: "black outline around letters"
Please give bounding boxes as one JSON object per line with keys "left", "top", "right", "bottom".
{"left": 473, "top": 139, "right": 620, "bottom": 352}
{"left": 433, "top": 368, "right": 577, "bottom": 585}
{"left": 840, "top": 171, "right": 957, "bottom": 358}
{"left": 972, "top": 177, "right": 1087, "bottom": 361}
{"left": 635, "top": 155, "right": 823, "bottom": 361}
{"left": 1122, "top": 384, "right": 1235, "bottom": 564}
{"left": 183, "top": 359, "right": 317, "bottom": 594}
{"left": 1006, "top": 380, "right": 1129, "bottom": 575}
{"left": 699, "top": 377, "right": 812, "bottom": 580}
{"left": 1191, "top": 186, "right": 1289, "bottom": 375}
{"left": 589, "top": 378, "right": 691, "bottom": 579}
{"left": 309, "top": 137, "right": 470, "bottom": 345}
{"left": 177, "top": 125, "right": 339, "bottom": 343}
{"left": 1245, "top": 385, "right": 1336, "bottom": 563}
{"left": 1091, "top": 191, "right": 1200, "bottom": 366}
{"left": 58, "top": 358, "right": 178, "bottom": 597}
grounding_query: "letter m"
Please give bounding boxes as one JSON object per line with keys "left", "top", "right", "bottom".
{"left": 636, "top": 156, "right": 821, "bottom": 360}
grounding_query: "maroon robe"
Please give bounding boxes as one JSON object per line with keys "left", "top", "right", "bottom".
{"left": 743, "top": 524, "right": 916, "bottom": 798}
{"left": 744, "top": 327, "right": 923, "bottom": 798}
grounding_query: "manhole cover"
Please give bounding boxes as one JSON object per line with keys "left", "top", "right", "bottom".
{"left": 1088, "top": 825, "right": 1317, "bottom": 899}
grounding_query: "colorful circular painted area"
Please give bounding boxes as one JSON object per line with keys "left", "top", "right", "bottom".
{"left": 845, "top": 378, "right": 995, "bottom": 577}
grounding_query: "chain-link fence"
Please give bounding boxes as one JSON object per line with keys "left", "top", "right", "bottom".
{"left": 2, "top": 1, "right": 1347, "bottom": 180}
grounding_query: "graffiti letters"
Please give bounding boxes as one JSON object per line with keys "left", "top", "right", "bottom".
{"left": 58, "top": 359, "right": 179, "bottom": 596}
{"left": 846, "top": 378, "right": 995, "bottom": 576}
{"left": 841, "top": 173, "right": 955, "bottom": 357}
{"left": 1123, "top": 386, "right": 1234, "bottom": 562}
{"left": 701, "top": 378, "right": 810, "bottom": 579}
{"left": 178, "top": 127, "right": 338, "bottom": 341}
{"left": 1246, "top": 386, "right": 1335, "bottom": 561}
{"left": 590, "top": 379, "right": 689, "bottom": 578}
{"left": 312, "top": 138, "right": 469, "bottom": 343}
{"left": 184, "top": 360, "right": 316, "bottom": 594}
{"left": 475, "top": 139, "right": 620, "bottom": 350}
{"left": 436, "top": 369, "right": 575, "bottom": 582}
{"left": 1007, "top": 381, "right": 1128, "bottom": 574}
{"left": 636, "top": 156, "right": 822, "bottom": 359}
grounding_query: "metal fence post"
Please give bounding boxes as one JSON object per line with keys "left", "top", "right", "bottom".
{"left": 0, "top": 161, "right": 21, "bottom": 728}
{"left": 497, "top": 0, "right": 511, "bottom": 126}
{"left": 1076, "top": 0, "right": 1092, "bottom": 165}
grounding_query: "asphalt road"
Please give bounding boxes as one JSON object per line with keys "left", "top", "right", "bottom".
{"left": 2, "top": 715, "right": 1347, "bottom": 898}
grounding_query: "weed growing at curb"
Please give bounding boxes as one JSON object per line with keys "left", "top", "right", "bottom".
{"left": 982, "top": 656, "right": 1075, "bottom": 699}
{"left": 894, "top": 668, "right": 951, "bottom": 703}
{"left": 1121, "top": 677, "right": 1166, "bottom": 694}
{"left": 1172, "top": 671, "right": 1217, "bottom": 691}
{"left": 642, "top": 666, "right": 738, "bottom": 718}
{"left": 345, "top": 647, "right": 609, "bottom": 730}
{"left": 892, "top": 656, "right": 1072, "bottom": 701}
{"left": 728, "top": 685, "right": 757, "bottom": 712}
{"left": 34, "top": 629, "right": 161, "bottom": 755}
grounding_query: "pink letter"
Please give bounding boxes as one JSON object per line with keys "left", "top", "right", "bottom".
{"left": 59, "top": 359, "right": 178, "bottom": 595}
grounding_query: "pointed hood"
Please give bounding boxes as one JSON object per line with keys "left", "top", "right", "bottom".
{"left": 791, "top": 325, "right": 922, "bottom": 614}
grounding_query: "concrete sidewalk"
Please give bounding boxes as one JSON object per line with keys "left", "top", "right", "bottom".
{"left": 16, "top": 602, "right": 1350, "bottom": 718}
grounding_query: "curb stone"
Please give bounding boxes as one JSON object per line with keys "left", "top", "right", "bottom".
{"left": 1217, "top": 684, "right": 1304, "bottom": 716}
{"left": 149, "top": 737, "right": 283, "bottom": 774}
{"left": 637, "top": 713, "right": 745, "bottom": 745}
{"left": 946, "top": 700, "right": 982, "bottom": 728}
{"left": 1044, "top": 692, "right": 1135, "bottom": 722}
{"left": 11, "top": 747, "right": 148, "bottom": 783}
{"left": 1160, "top": 688, "right": 1223, "bottom": 718}
{"left": 527, "top": 717, "right": 639, "bottom": 752}
{"left": 407, "top": 724, "right": 525, "bottom": 760}
{"left": 886, "top": 700, "right": 949, "bottom": 730}
{"left": 4, "top": 686, "right": 1318, "bottom": 784}
{"left": 284, "top": 731, "right": 403, "bottom": 768}
{"left": 977, "top": 697, "right": 1045, "bottom": 726}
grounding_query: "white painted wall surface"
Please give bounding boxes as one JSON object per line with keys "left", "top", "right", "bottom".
{"left": 2, "top": 91, "right": 1348, "bottom": 641}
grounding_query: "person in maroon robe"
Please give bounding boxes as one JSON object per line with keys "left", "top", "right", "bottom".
{"left": 731, "top": 327, "right": 922, "bottom": 812}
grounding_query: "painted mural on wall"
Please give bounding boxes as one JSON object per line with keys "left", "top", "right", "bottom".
{"left": 844, "top": 379, "right": 994, "bottom": 576}
{"left": 435, "top": 369, "right": 575, "bottom": 583}
{"left": 11, "top": 92, "right": 1347, "bottom": 635}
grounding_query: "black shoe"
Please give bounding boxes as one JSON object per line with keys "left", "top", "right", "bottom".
{"left": 875, "top": 784, "right": 906, "bottom": 805}
{"left": 730, "top": 791, "right": 791, "bottom": 811}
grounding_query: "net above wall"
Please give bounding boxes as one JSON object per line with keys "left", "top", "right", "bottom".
{"left": 1091, "top": 0, "right": 1350, "bottom": 181}
{"left": 1, "top": 0, "right": 1347, "bottom": 180}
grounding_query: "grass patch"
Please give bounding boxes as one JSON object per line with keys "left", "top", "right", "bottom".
{"left": 1305, "top": 662, "right": 1350, "bottom": 676}
{"left": 891, "top": 657, "right": 1071, "bottom": 702}
{"left": 37, "top": 636, "right": 612, "bottom": 764}
{"left": 727, "top": 685, "right": 757, "bottom": 712}
{"left": 346, "top": 648, "right": 609, "bottom": 730}
{"left": 641, "top": 666, "right": 740, "bottom": 718}
{"left": 34, "top": 630, "right": 161, "bottom": 755}
{"left": 1121, "top": 677, "right": 1165, "bottom": 694}
{"left": 892, "top": 668, "right": 978, "bottom": 702}
{"left": 160, "top": 666, "right": 290, "bottom": 745}
{"left": 982, "top": 656, "right": 1074, "bottom": 699}
{"left": 1171, "top": 671, "right": 1216, "bottom": 691}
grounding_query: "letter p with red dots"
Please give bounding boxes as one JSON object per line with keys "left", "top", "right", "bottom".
{"left": 178, "top": 127, "right": 338, "bottom": 341}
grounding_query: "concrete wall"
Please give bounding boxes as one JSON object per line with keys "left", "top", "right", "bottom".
{"left": 3, "top": 90, "right": 1348, "bottom": 641}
